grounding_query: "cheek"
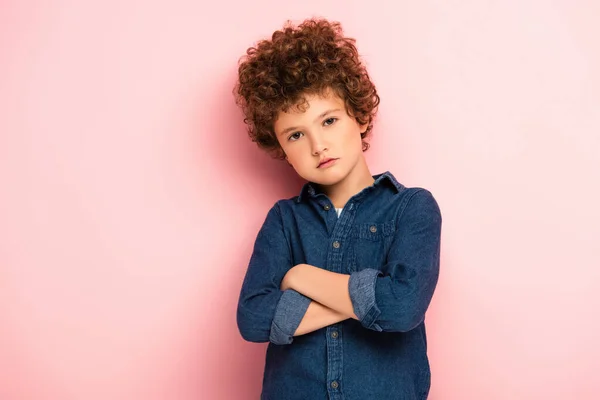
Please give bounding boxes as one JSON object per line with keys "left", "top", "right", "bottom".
{"left": 284, "top": 148, "right": 305, "bottom": 168}
{"left": 343, "top": 129, "right": 363, "bottom": 151}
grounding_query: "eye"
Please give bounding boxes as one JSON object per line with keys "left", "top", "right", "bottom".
{"left": 288, "top": 131, "right": 303, "bottom": 141}
{"left": 323, "top": 117, "right": 337, "bottom": 126}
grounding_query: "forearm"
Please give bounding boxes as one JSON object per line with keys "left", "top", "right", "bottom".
{"left": 294, "top": 300, "right": 350, "bottom": 336}
{"left": 287, "top": 264, "right": 358, "bottom": 320}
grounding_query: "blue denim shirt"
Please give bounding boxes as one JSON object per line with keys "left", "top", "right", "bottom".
{"left": 237, "top": 171, "right": 442, "bottom": 400}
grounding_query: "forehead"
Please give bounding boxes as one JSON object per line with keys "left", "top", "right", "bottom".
{"left": 274, "top": 91, "right": 345, "bottom": 128}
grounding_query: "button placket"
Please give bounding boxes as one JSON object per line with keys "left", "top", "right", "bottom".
{"left": 325, "top": 199, "right": 355, "bottom": 398}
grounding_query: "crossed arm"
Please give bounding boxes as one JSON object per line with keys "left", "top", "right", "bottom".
{"left": 280, "top": 264, "right": 357, "bottom": 336}
{"left": 236, "top": 189, "right": 442, "bottom": 345}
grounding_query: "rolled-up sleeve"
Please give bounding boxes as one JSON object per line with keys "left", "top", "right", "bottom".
{"left": 270, "top": 289, "right": 311, "bottom": 345}
{"left": 236, "top": 202, "right": 311, "bottom": 344}
{"left": 348, "top": 189, "right": 442, "bottom": 332}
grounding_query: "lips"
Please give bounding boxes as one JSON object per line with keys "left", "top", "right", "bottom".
{"left": 318, "top": 157, "right": 338, "bottom": 168}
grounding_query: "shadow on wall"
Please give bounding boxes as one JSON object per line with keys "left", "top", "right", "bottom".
{"left": 193, "top": 69, "right": 304, "bottom": 200}
{"left": 173, "top": 70, "right": 304, "bottom": 399}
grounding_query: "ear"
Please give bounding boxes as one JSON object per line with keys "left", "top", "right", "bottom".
{"left": 360, "top": 123, "right": 369, "bottom": 135}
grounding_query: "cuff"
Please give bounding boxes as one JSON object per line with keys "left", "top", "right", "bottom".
{"left": 348, "top": 268, "right": 383, "bottom": 331}
{"left": 269, "top": 289, "right": 312, "bottom": 345}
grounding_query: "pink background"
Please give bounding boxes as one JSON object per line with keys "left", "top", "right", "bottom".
{"left": 1, "top": 1, "right": 599, "bottom": 399}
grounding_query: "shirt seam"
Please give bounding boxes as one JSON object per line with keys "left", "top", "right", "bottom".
{"left": 394, "top": 188, "right": 428, "bottom": 230}
{"left": 274, "top": 201, "right": 294, "bottom": 262}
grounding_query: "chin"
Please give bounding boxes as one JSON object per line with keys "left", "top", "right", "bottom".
{"left": 307, "top": 170, "right": 348, "bottom": 186}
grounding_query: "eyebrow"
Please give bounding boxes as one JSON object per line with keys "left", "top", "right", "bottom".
{"left": 277, "top": 108, "right": 342, "bottom": 136}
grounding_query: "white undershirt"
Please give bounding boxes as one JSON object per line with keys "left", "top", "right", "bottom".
{"left": 335, "top": 208, "right": 343, "bottom": 217}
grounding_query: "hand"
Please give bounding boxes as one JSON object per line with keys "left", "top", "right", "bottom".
{"left": 280, "top": 264, "right": 304, "bottom": 291}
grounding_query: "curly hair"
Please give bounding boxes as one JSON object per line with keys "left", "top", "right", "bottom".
{"left": 233, "top": 18, "right": 380, "bottom": 160}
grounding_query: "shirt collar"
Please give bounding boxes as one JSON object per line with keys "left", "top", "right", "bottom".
{"left": 296, "top": 171, "right": 403, "bottom": 203}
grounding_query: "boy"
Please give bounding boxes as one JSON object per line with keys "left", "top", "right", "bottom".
{"left": 234, "top": 18, "right": 442, "bottom": 400}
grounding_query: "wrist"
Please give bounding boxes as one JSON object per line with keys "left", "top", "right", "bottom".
{"left": 287, "top": 263, "right": 305, "bottom": 290}
{"left": 281, "top": 264, "right": 303, "bottom": 291}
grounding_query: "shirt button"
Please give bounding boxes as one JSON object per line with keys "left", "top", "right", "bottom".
{"left": 323, "top": 204, "right": 330, "bottom": 211}
{"left": 331, "top": 331, "right": 338, "bottom": 339}
{"left": 369, "top": 225, "right": 377, "bottom": 233}
{"left": 332, "top": 241, "right": 340, "bottom": 249}
{"left": 331, "top": 381, "right": 339, "bottom": 389}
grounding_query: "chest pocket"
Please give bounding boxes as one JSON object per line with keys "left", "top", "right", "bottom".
{"left": 348, "top": 221, "right": 396, "bottom": 273}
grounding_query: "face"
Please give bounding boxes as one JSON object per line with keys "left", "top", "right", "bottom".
{"left": 273, "top": 89, "right": 370, "bottom": 190}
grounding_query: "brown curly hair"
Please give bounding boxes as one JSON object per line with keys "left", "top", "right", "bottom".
{"left": 233, "top": 18, "right": 380, "bottom": 160}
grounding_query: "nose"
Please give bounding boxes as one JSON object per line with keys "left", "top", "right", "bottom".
{"left": 311, "top": 134, "right": 328, "bottom": 156}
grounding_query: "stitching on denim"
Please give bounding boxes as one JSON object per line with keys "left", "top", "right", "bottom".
{"left": 394, "top": 188, "right": 427, "bottom": 231}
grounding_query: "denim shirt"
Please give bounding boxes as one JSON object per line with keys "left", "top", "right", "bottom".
{"left": 237, "top": 171, "right": 442, "bottom": 400}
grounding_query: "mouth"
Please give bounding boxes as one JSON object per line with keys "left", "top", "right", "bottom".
{"left": 318, "top": 158, "right": 339, "bottom": 168}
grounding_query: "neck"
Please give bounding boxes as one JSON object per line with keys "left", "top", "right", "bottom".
{"left": 318, "top": 158, "right": 374, "bottom": 208}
